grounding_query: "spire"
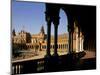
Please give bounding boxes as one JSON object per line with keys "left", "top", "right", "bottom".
{"left": 40, "top": 25, "right": 45, "bottom": 34}
{"left": 12, "top": 29, "right": 16, "bottom": 36}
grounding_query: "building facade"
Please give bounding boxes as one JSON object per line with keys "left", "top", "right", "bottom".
{"left": 12, "top": 26, "right": 69, "bottom": 53}
{"left": 12, "top": 25, "right": 84, "bottom": 54}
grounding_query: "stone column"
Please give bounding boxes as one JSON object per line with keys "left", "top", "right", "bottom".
{"left": 68, "top": 25, "right": 72, "bottom": 54}
{"left": 45, "top": 20, "right": 51, "bottom": 57}
{"left": 78, "top": 31, "right": 80, "bottom": 52}
{"left": 81, "top": 36, "right": 84, "bottom": 51}
{"left": 71, "top": 32, "right": 73, "bottom": 52}
{"left": 53, "top": 25, "right": 58, "bottom": 56}
{"left": 69, "top": 26, "right": 74, "bottom": 53}
{"left": 76, "top": 32, "right": 78, "bottom": 52}
{"left": 79, "top": 33, "right": 84, "bottom": 52}
{"left": 52, "top": 15, "right": 59, "bottom": 57}
{"left": 80, "top": 35, "right": 82, "bottom": 52}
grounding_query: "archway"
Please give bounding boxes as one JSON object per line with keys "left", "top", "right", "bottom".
{"left": 57, "top": 9, "right": 68, "bottom": 54}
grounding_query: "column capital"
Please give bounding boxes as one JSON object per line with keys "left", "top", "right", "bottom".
{"left": 68, "top": 24, "right": 72, "bottom": 32}
{"left": 46, "top": 16, "right": 52, "bottom": 23}
{"left": 53, "top": 16, "right": 60, "bottom": 26}
{"left": 46, "top": 18, "right": 52, "bottom": 27}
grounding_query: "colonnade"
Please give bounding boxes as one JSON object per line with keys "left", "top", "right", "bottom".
{"left": 72, "top": 21, "right": 84, "bottom": 53}
{"left": 45, "top": 16, "right": 84, "bottom": 58}
{"left": 45, "top": 17, "right": 59, "bottom": 57}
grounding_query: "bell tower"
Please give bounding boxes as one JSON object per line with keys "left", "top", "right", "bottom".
{"left": 40, "top": 25, "right": 45, "bottom": 35}
{"left": 12, "top": 29, "right": 16, "bottom": 36}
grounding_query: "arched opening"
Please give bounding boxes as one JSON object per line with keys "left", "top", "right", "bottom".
{"left": 58, "top": 9, "right": 68, "bottom": 54}
{"left": 59, "top": 8, "right": 85, "bottom": 54}
{"left": 50, "top": 23, "right": 54, "bottom": 54}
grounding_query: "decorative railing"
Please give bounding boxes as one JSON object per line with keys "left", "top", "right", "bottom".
{"left": 12, "top": 58, "right": 45, "bottom": 74}
{"left": 11, "top": 51, "right": 96, "bottom": 74}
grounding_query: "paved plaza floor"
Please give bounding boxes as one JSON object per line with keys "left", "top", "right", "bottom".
{"left": 12, "top": 50, "right": 96, "bottom": 63}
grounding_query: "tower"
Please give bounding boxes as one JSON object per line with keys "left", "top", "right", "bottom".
{"left": 12, "top": 29, "right": 16, "bottom": 36}
{"left": 40, "top": 25, "right": 45, "bottom": 34}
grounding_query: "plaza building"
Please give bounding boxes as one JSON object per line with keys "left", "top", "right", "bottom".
{"left": 12, "top": 30, "right": 31, "bottom": 44}
{"left": 12, "top": 29, "right": 31, "bottom": 50}
{"left": 42, "top": 33, "right": 69, "bottom": 53}
{"left": 12, "top": 23, "right": 84, "bottom": 56}
{"left": 12, "top": 26, "right": 69, "bottom": 53}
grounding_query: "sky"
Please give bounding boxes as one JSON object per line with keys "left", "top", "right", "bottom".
{"left": 12, "top": 0, "right": 68, "bottom": 35}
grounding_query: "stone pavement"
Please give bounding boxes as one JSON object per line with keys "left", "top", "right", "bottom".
{"left": 12, "top": 50, "right": 96, "bottom": 63}
{"left": 12, "top": 50, "right": 67, "bottom": 63}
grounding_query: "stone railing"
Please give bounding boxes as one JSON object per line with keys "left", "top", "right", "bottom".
{"left": 12, "top": 58, "right": 45, "bottom": 74}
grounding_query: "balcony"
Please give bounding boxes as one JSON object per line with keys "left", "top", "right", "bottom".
{"left": 12, "top": 51, "right": 96, "bottom": 74}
